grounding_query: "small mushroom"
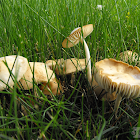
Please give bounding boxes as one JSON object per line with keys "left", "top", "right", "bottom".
{"left": 46, "top": 58, "right": 86, "bottom": 75}
{"left": 46, "top": 58, "right": 86, "bottom": 85}
{"left": 62, "top": 24, "right": 93, "bottom": 48}
{"left": 0, "top": 55, "right": 28, "bottom": 90}
{"left": 93, "top": 58, "right": 140, "bottom": 117}
{"left": 62, "top": 24, "right": 93, "bottom": 82}
{"left": 19, "top": 62, "right": 62, "bottom": 96}
{"left": 118, "top": 50, "right": 139, "bottom": 64}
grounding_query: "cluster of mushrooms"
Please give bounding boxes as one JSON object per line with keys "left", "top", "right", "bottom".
{"left": 1, "top": 24, "right": 140, "bottom": 118}
{"left": 61, "top": 24, "right": 140, "bottom": 118}
{"left": 0, "top": 55, "right": 63, "bottom": 96}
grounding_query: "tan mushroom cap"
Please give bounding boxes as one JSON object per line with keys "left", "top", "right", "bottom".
{"left": 19, "top": 62, "right": 63, "bottom": 95}
{"left": 118, "top": 50, "right": 139, "bottom": 64}
{"left": 19, "top": 62, "right": 55, "bottom": 89}
{"left": 39, "top": 78, "right": 63, "bottom": 96}
{"left": 94, "top": 58, "right": 140, "bottom": 99}
{"left": 45, "top": 60, "right": 56, "bottom": 70}
{"left": 92, "top": 79, "right": 117, "bottom": 101}
{"left": 0, "top": 55, "right": 28, "bottom": 90}
{"left": 46, "top": 58, "right": 86, "bottom": 75}
{"left": 62, "top": 24, "right": 93, "bottom": 48}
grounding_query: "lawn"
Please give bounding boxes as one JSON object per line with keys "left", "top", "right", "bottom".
{"left": 0, "top": 0, "right": 140, "bottom": 139}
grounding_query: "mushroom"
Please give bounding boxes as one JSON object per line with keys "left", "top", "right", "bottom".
{"left": 46, "top": 58, "right": 86, "bottom": 75}
{"left": 46, "top": 58, "right": 86, "bottom": 85}
{"left": 19, "top": 62, "right": 63, "bottom": 96}
{"left": 0, "top": 55, "right": 28, "bottom": 90}
{"left": 39, "top": 78, "right": 62, "bottom": 96}
{"left": 62, "top": 24, "right": 93, "bottom": 82}
{"left": 45, "top": 60, "right": 56, "bottom": 70}
{"left": 93, "top": 58, "right": 140, "bottom": 117}
{"left": 118, "top": 50, "right": 139, "bottom": 64}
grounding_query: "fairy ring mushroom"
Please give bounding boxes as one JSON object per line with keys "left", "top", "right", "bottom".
{"left": 0, "top": 55, "right": 28, "bottom": 90}
{"left": 93, "top": 58, "right": 140, "bottom": 117}
{"left": 46, "top": 58, "right": 86, "bottom": 75}
{"left": 19, "top": 62, "right": 63, "bottom": 96}
{"left": 46, "top": 58, "right": 86, "bottom": 85}
{"left": 118, "top": 50, "right": 139, "bottom": 65}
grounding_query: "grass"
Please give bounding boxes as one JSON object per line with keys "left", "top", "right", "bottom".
{"left": 0, "top": 0, "right": 140, "bottom": 139}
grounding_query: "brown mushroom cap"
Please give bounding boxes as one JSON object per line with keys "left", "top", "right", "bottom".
{"left": 94, "top": 58, "right": 140, "bottom": 99}
{"left": 0, "top": 55, "right": 28, "bottom": 90}
{"left": 46, "top": 58, "right": 86, "bottom": 75}
{"left": 62, "top": 24, "right": 93, "bottom": 48}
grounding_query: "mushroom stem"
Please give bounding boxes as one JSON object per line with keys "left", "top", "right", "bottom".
{"left": 83, "top": 39, "right": 92, "bottom": 83}
{"left": 114, "top": 94, "right": 122, "bottom": 118}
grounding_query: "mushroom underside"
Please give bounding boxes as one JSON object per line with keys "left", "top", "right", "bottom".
{"left": 92, "top": 79, "right": 117, "bottom": 101}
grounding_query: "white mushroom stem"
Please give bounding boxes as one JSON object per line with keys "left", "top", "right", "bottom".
{"left": 114, "top": 93, "right": 122, "bottom": 118}
{"left": 83, "top": 39, "right": 92, "bottom": 83}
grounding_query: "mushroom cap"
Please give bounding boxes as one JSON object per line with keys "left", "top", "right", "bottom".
{"left": 46, "top": 58, "right": 86, "bottom": 75}
{"left": 92, "top": 79, "right": 117, "bottom": 101}
{"left": 0, "top": 55, "right": 28, "bottom": 90}
{"left": 45, "top": 60, "right": 56, "bottom": 70}
{"left": 62, "top": 24, "right": 93, "bottom": 48}
{"left": 118, "top": 50, "right": 139, "bottom": 64}
{"left": 93, "top": 58, "right": 140, "bottom": 99}
{"left": 19, "top": 62, "right": 55, "bottom": 90}
{"left": 39, "top": 78, "right": 63, "bottom": 96}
